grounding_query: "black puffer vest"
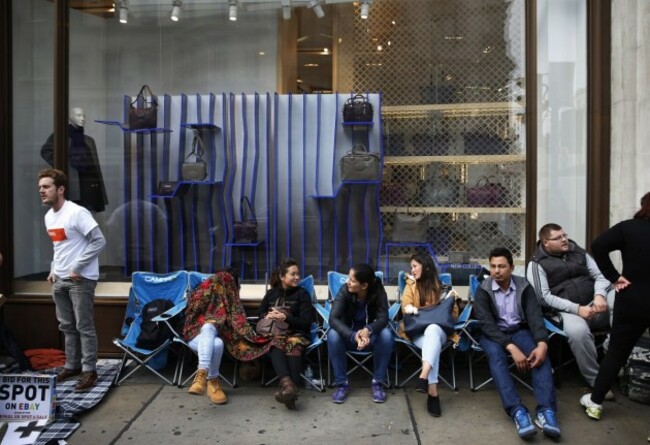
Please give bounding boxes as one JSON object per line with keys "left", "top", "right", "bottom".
{"left": 531, "top": 240, "right": 594, "bottom": 306}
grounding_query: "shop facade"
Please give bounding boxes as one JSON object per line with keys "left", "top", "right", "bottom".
{"left": 0, "top": 0, "right": 637, "bottom": 354}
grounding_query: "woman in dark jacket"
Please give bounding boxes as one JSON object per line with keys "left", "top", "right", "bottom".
{"left": 580, "top": 191, "right": 650, "bottom": 421}
{"left": 258, "top": 258, "right": 312, "bottom": 409}
{"left": 327, "top": 263, "right": 394, "bottom": 404}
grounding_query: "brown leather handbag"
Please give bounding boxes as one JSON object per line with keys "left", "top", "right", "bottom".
{"left": 255, "top": 298, "right": 290, "bottom": 336}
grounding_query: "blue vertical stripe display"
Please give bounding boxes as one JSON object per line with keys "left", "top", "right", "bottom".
{"left": 103, "top": 92, "right": 382, "bottom": 279}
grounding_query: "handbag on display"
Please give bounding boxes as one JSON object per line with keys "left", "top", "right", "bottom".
{"left": 466, "top": 176, "right": 508, "bottom": 207}
{"left": 157, "top": 181, "right": 177, "bottom": 196}
{"left": 128, "top": 85, "right": 158, "bottom": 130}
{"left": 342, "top": 94, "right": 374, "bottom": 123}
{"left": 233, "top": 196, "right": 258, "bottom": 243}
{"left": 383, "top": 132, "right": 406, "bottom": 156}
{"left": 420, "top": 178, "right": 460, "bottom": 206}
{"left": 463, "top": 132, "right": 508, "bottom": 155}
{"left": 411, "top": 133, "right": 450, "bottom": 156}
{"left": 181, "top": 135, "right": 208, "bottom": 181}
{"left": 403, "top": 292, "right": 456, "bottom": 338}
{"left": 340, "top": 144, "right": 381, "bottom": 182}
{"left": 392, "top": 211, "right": 428, "bottom": 242}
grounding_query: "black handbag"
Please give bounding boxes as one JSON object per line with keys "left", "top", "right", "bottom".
{"left": 463, "top": 132, "right": 508, "bottom": 155}
{"left": 128, "top": 85, "right": 158, "bottom": 130}
{"left": 340, "top": 144, "right": 381, "bottom": 182}
{"left": 181, "top": 135, "right": 207, "bottom": 181}
{"left": 157, "top": 181, "right": 177, "bottom": 196}
{"left": 403, "top": 293, "right": 456, "bottom": 338}
{"left": 233, "top": 196, "right": 258, "bottom": 243}
{"left": 342, "top": 94, "right": 374, "bottom": 123}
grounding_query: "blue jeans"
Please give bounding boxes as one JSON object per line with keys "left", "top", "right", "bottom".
{"left": 52, "top": 277, "right": 98, "bottom": 372}
{"left": 479, "top": 328, "right": 556, "bottom": 417}
{"left": 188, "top": 323, "right": 224, "bottom": 379}
{"left": 412, "top": 323, "right": 448, "bottom": 384}
{"left": 327, "top": 327, "right": 394, "bottom": 386}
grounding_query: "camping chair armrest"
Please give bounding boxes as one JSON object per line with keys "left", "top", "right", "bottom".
{"left": 544, "top": 318, "right": 567, "bottom": 337}
{"left": 313, "top": 303, "right": 330, "bottom": 323}
{"left": 152, "top": 300, "right": 187, "bottom": 338}
{"left": 152, "top": 300, "right": 187, "bottom": 322}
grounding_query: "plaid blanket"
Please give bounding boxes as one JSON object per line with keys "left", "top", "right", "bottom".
{"left": 1, "top": 359, "right": 121, "bottom": 445}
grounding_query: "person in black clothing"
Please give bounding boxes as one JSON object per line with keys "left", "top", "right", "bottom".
{"left": 580, "top": 191, "right": 650, "bottom": 421}
{"left": 258, "top": 258, "right": 312, "bottom": 409}
{"left": 41, "top": 107, "right": 108, "bottom": 212}
{"left": 327, "top": 263, "right": 393, "bottom": 404}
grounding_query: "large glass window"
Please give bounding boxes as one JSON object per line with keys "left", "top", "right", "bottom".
{"left": 14, "top": 0, "right": 527, "bottom": 286}
{"left": 12, "top": 0, "right": 55, "bottom": 282}
{"left": 536, "top": 0, "right": 587, "bottom": 244}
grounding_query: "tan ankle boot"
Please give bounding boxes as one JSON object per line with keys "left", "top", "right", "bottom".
{"left": 188, "top": 369, "right": 208, "bottom": 395}
{"left": 274, "top": 376, "right": 298, "bottom": 409}
{"left": 207, "top": 377, "right": 228, "bottom": 405}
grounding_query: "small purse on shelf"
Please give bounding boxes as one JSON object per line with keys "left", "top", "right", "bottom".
{"left": 233, "top": 196, "right": 258, "bottom": 243}
{"left": 391, "top": 211, "right": 428, "bottom": 242}
{"left": 342, "top": 94, "right": 374, "bottom": 123}
{"left": 128, "top": 85, "right": 158, "bottom": 130}
{"left": 181, "top": 135, "right": 207, "bottom": 181}
{"left": 157, "top": 181, "right": 177, "bottom": 196}
{"left": 403, "top": 291, "right": 456, "bottom": 338}
{"left": 466, "top": 176, "right": 508, "bottom": 207}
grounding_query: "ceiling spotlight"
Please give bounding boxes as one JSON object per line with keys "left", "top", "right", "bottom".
{"left": 309, "top": 0, "right": 325, "bottom": 19}
{"left": 170, "top": 0, "right": 182, "bottom": 22}
{"left": 282, "top": 0, "right": 291, "bottom": 20}
{"left": 360, "top": 1, "right": 371, "bottom": 20}
{"left": 119, "top": 0, "right": 128, "bottom": 24}
{"left": 229, "top": 0, "right": 237, "bottom": 22}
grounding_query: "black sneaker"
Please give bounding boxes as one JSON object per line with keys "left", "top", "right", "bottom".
{"left": 74, "top": 371, "right": 98, "bottom": 393}
{"left": 56, "top": 367, "right": 82, "bottom": 383}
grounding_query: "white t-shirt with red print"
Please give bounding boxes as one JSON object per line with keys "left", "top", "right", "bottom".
{"left": 45, "top": 200, "right": 100, "bottom": 280}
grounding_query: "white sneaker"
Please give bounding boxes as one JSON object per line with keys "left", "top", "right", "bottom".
{"left": 604, "top": 390, "right": 615, "bottom": 401}
{"left": 580, "top": 393, "right": 602, "bottom": 420}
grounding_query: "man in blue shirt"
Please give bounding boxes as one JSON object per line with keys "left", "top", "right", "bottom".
{"left": 474, "top": 247, "right": 560, "bottom": 439}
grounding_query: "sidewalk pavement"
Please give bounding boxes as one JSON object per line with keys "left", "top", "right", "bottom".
{"left": 66, "top": 360, "right": 650, "bottom": 445}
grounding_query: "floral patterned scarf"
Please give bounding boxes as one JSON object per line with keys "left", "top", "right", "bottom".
{"left": 183, "top": 271, "right": 309, "bottom": 360}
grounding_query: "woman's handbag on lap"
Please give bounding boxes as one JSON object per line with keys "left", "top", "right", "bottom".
{"left": 403, "top": 292, "right": 455, "bottom": 337}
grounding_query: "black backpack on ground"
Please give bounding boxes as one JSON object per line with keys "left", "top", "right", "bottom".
{"left": 135, "top": 299, "right": 176, "bottom": 349}
{"left": 621, "top": 334, "right": 650, "bottom": 405}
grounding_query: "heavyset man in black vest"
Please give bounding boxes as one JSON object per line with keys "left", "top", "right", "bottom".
{"left": 526, "top": 223, "right": 615, "bottom": 394}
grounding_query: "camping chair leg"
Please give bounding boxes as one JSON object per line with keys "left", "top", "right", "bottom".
{"left": 113, "top": 354, "right": 129, "bottom": 386}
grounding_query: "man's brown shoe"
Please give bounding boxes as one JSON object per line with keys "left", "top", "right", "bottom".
{"left": 56, "top": 368, "right": 82, "bottom": 383}
{"left": 74, "top": 371, "right": 98, "bottom": 393}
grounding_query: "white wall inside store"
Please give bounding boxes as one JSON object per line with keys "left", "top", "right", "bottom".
{"left": 12, "top": 1, "right": 279, "bottom": 277}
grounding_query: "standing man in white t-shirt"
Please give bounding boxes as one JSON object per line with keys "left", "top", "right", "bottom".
{"left": 38, "top": 168, "right": 106, "bottom": 392}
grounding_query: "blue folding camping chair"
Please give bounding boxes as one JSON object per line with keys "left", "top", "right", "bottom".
{"left": 325, "top": 270, "right": 390, "bottom": 387}
{"left": 113, "top": 270, "right": 188, "bottom": 385}
{"left": 260, "top": 275, "right": 326, "bottom": 391}
{"left": 390, "top": 271, "right": 459, "bottom": 390}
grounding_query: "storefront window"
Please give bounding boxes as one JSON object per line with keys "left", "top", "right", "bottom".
{"left": 12, "top": 0, "right": 55, "bottom": 282}
{"left": 13, "top": 0, "right": 527, "bottom": 286}
{"left": 536, "top": 0, "right": 587, "bottom": 244}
